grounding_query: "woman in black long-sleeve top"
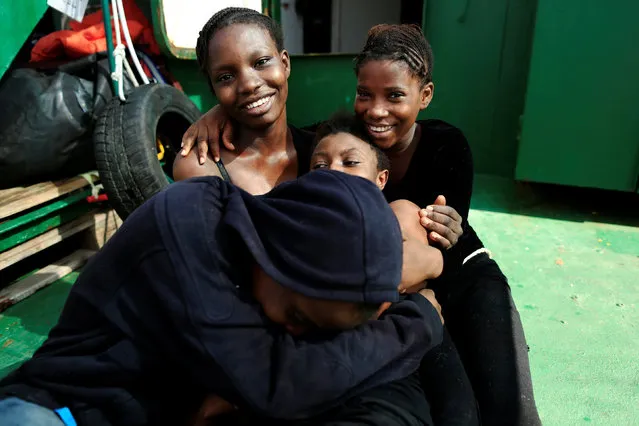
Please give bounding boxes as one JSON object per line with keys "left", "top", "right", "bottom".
{"left": 348, "top": 24, "right": 541, "bottom": 426}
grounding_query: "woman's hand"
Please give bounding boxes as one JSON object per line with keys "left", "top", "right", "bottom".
{"left": 181, "top": 105, "right": 235, "bottom": 164}
{"left": 419, "top": 195, "right": 463, "bottom": 250}
{"left": 389, "top": 199, "right": 443, "bottom": 291}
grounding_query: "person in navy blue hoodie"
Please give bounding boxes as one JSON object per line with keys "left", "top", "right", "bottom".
{"left": 0, "top": 170, "right": 443, "bottom": 426}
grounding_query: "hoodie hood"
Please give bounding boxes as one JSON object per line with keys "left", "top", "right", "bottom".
{"left": 223, "top": 170, "right": 403, "bottom": 304}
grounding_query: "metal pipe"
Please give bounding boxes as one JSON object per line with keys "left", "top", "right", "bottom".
{"left": 101, "top": 0, "right": 118, "bottom": 94}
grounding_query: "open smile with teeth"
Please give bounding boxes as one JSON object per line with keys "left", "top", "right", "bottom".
{"left": 244, "top": 95, "right": 273, "bottom": 110}
{"left": 368, "top": 124, "right": 394, "bottom": 133}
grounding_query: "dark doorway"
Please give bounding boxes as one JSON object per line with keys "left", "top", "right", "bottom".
{"left": 296, "top": 0, "right": 332, "bottom": 53}
{"left": 401, "top": 0, "right": 425, "bottom": 26}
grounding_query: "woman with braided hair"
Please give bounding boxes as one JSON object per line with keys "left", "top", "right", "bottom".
{"left": 350, "top": 24, "right": 542, "bottom": 425}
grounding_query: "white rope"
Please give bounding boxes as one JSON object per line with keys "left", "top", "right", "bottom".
{"left": 111, "top": 45, "right": 127, "bottom": 101}
{"left": 111, "top": 0, "right": 121, "bottom": 45}
{"left": 116, "top": 0, "right": 150, "bottom": 85}
{"left": 123, "top": 57, "right": 139, "bottom": 87}
{"left": 78, "top": 171, "right": 103, "bottom": 199}
{"left": 110, "top": 0, "right": 126, "bottom": 100}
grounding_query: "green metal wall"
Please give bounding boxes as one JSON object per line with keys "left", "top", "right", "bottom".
{"left": 422, "top": 0, "right": 537, "bottom": 177}
{"left": 0, "top": 1, "right": 48, "bottom": 81}
{"left": 515, "top": 0, "right": 639, "bottom": 192}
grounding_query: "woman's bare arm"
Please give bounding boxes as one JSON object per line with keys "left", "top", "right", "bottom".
{"left": 390, "top": 199, "right": 443, "bottom": 292}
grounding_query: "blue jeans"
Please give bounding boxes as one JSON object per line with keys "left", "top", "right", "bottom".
{"left": 0, "top": 397, "right": 66, "bottom": 425}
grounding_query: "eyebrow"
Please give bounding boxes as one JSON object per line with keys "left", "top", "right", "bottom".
{"left": 340, "top": 147, "right": 360, "bottom": 155}
{"left": 356, "top": 85, "right": 408, "bottom": 92}
{"left": 385, "top": 86, "right": 408, "bottom": 92}
{"left": 209, "top": 62, "right": 233, "bottom": 74}
{"left": 312, "top": 147, "right": 363, "bottom": 158}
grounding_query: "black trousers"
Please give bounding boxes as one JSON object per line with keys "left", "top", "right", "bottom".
{"left": 433, "top": 256, "right": 542, "bottom": 426}
{"left": 307, "top": 329, "right": 480, "bottom": 426}
{"left": 419, "top": 329, "right": 479, "bottom": 425}
{"left": 290, "top": 372, "right": 434, "bottom": 426}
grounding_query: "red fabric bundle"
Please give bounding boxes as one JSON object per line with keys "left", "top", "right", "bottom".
{"left": 31, "top": 0, "right": 160, "bottom": 62}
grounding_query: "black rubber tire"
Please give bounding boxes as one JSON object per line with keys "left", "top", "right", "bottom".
{"left": 94, "top": 84, "right": 201, "bottom": 219}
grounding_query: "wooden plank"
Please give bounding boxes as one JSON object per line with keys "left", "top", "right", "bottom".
{"left": 0, "top": 190, "right": 91, "bottom": 236}
{"left": 0, "top": 176, "right": 95, "bottom": 220}
{"left": 0, "top": 210, "right": 109, "bottom": 270}
{"left": 0, "top": 249, "right": 95, "bottom": 312}
{"left": 83, "top": 209, "right": 122, "bottom": 250}
{"left": 0, "top": 203, "right": 92, "bottom": 252}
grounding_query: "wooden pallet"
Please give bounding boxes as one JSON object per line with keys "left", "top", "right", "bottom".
{"left": 0, "top": 249, "right": 95, "bottom": 311}
{"left": 0, "top": 176, "right": 122, "bottom": 310}
{"left": 0, "top": 208, "right": 121, "bottom": 271}
{"left": 0, "top": 176, "right": 95, "bottom": 220}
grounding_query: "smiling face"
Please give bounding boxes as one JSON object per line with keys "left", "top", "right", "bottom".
{"left": 311, "top": 133, "right": 389, "bottom": 190}
{"left": 206, "top": 23, "right": 290, "bottom": 129}
{"left": 354, "top": 60, "right": 433, "bottom": 150}
{"left": 252, "top": 267, "right": 376, "bottom": 336}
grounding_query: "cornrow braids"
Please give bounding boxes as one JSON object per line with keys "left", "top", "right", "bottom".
{"left": 354, "top": 24, "right": 434, "bottom": 86}
{"left": 196, "top": 7, "right": 284, "bottom": 75}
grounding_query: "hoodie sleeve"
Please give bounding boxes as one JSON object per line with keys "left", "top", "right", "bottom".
{"left": 418, "top": 122, "right": 474, "bottom": 282}
{"left": 131, "top": 250, "right": 441, "bottom": 420}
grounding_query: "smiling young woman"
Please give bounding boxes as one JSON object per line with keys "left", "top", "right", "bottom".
{"left": 351, "top": 23, "right": 541, "bottom": 426}
{"left": 172, "top": 7, "right": 315, "bottom": 195}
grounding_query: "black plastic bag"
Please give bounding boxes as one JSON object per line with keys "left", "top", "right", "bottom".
{"left": 0, "top": 58, "right": 115, "bottom": 188}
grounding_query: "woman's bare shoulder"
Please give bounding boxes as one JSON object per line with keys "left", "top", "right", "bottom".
{"left": 173, "top": 150, "right": 222, "bottom": 181}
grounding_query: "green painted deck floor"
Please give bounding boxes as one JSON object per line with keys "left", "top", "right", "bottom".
{"left": 1, "top": 175, "right": 638, "bottom": 425}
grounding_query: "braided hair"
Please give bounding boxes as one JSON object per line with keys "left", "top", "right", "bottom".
{"left": 196, "top": 7, "right": 284, "bottom": 74}
{"left": 354, "top": 24, "right": 434, "bottom": 87}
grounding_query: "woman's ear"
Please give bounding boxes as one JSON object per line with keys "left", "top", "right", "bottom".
{"left": 376, "top": 169, "right": 389, "bottom": 190}
{"left": 281, "top": 50, "right": 291, "bottom": 78}
{"left": 420, "top": 82, "right": 434, "bottom": 110}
